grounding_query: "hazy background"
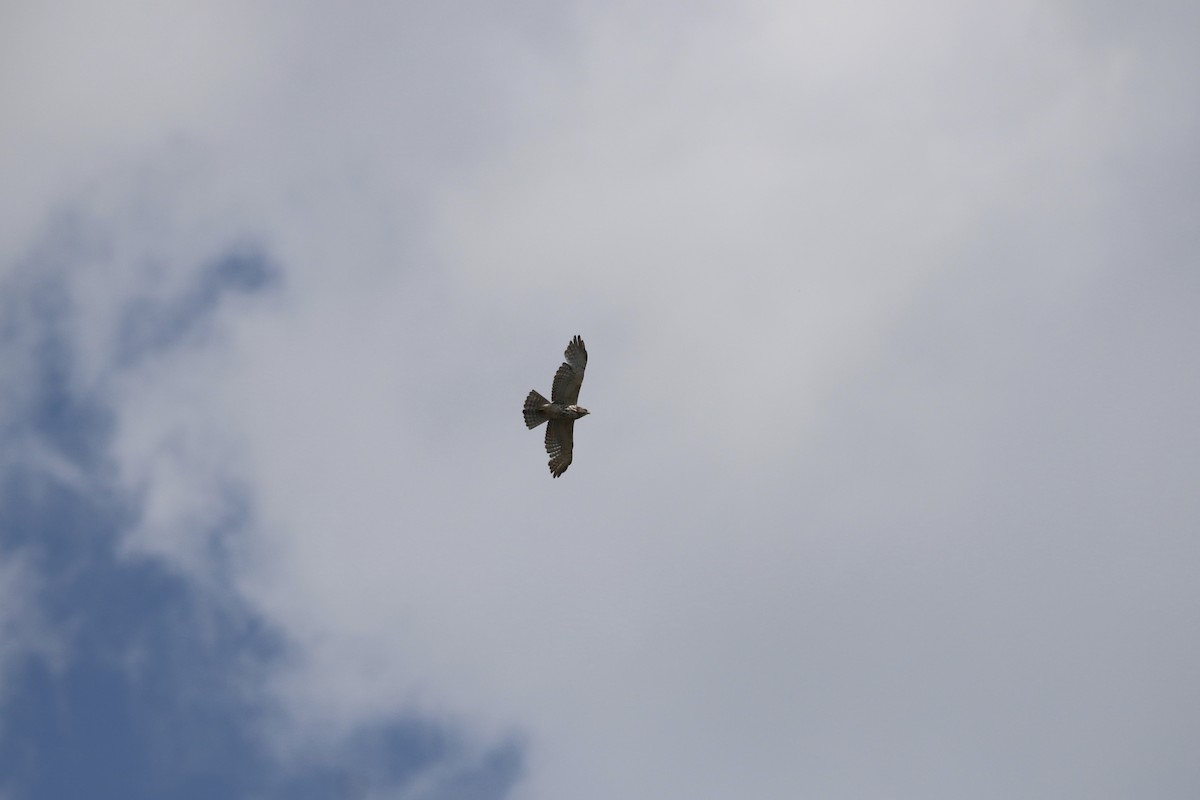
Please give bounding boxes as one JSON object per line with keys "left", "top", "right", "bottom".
{"left": 2, "top": 2, "right": 1198, "bottom": 798}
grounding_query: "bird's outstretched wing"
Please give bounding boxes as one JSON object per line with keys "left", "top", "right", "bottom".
{"left": 545, "top": 419, "right": 575, "bottom": 478}
{"left": 551, "top": 335, "right": 587, "bottom": 404}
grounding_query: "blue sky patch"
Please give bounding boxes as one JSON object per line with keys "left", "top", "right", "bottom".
{"left": 0, "top": 245, "right": 521, "bottom": 800}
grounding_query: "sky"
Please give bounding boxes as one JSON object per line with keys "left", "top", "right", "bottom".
{"left": 1, "top": 1, "right": 1198, "bottom": 798}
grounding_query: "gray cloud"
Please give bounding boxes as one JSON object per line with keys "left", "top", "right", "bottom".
{"left": 4, "top": 1, "right": 1198, "bottom": 798}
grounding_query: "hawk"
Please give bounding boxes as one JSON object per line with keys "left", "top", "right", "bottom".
{"left": 523, "top": 335, "right": 589, "bottom": 477}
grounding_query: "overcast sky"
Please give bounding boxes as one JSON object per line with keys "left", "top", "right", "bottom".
{"left": 2, "top": 2, "right": 1199, "bottom": 799}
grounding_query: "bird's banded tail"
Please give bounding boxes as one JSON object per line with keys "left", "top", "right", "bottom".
{"left": 523, "top": 390, "right": 549, "bottom": 429}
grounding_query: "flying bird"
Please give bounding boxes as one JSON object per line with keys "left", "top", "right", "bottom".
{"left": 523, "top": 335, "right": 589, "bottom": 477}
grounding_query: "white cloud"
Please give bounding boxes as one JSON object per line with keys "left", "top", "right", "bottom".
{"left": 434, "top": 0, "right": 1134, "bottom": 461}
{"left": 0, "top": 557, "right": 63, "bottom": 720}
{"left": 0, "top": 1, "right": 282, "bottom": 279}
{"left": 5, "top": 1, "right": 1199, "bottom": 798}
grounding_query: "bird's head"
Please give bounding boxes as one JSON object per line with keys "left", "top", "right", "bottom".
{"left": 570, "top": 405, "right": 590, "bottom": 418}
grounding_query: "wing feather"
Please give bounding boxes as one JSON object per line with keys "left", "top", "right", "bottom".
{"left": 551, "top": 335, "right": 587, "bottom": 404}
{"left": 545, "top": 419, "right": 575, "bottom": 478}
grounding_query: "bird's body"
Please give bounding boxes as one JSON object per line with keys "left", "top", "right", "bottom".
{"left": 524, "top": 394, "right": 588, "bottom": 423}
{"left": 524, "top": 336, "right": 589, "bottom": 477}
